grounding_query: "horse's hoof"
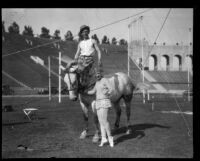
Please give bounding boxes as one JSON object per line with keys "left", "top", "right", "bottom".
{"left": 80, "top": 130, "right": 87, "bottom": 139}
{"left": 92, "top": 134, "right": 100, "bottom": 143}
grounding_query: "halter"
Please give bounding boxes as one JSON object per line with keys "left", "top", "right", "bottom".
{"left": 67, "top": 71, "right": 78, "bottom": 91}
{"left": 65, "top": 61, "right": 97, "bottom": 93}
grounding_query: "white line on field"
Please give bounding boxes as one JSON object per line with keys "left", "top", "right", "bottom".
{"left": 158, "top": 110, "right": 193, "bottom": 115}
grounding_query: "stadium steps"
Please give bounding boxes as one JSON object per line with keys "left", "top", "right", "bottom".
{"left": 146, "top": 71, "right": 192, "bottom": 90}
{"left": 2, "top": 33, "right": 64, "bottom": 88}
{"left": 128, "top": 58, "right": 157, "bottom": 90}
{"left": 147, "top": 71, "right": 192, "bottom": 83}
{"left": 143, "top": 71, "right": 167, "bottom": 91}
{"left": 2, "top": 70, "right": 31, "bottom": 89}
{"left": 2, "top": 33, "right": 191, "bottom": 92}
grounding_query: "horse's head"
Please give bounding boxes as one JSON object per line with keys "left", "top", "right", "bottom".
{"left": 64, "top": 62, "right": 79, "bottom": 101}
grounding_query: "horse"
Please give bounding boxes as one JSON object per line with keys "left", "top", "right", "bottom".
{"left": 63, "top": 63, "right": 136, "bottom": 143}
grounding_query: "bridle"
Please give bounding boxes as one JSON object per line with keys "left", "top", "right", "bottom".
{"left": 66, "top": 71, "right": 78, "bottom": 92}
{"left": 65, "top": 62, "right": 96, "bottom": 93}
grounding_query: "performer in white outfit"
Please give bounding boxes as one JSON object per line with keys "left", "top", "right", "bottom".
{"left": 87, "top": 77, "right": 114, "bottom": 147}
{"left": 74, "top": 25, "right": 103, "bottom": 86}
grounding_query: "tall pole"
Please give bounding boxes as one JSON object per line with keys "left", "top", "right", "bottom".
{"left": 187, "top": 28, "right": 191, "bottom": 102}
{"left": 141, "top": 17, "right": 144, "bottom": 84}
{"left": 140, "top": 16, "right": 145, "bottom": 104}
{"left": 59, "top": 51, "right": 61, "bottom": 103}
{"left": 141, "top": 16, "right": 144, "bottom": 84}
{"left": 128, "top": 24, "right": 130, "bottom": 76}
{"left": 48, "top": 56, "right": 51, "bottom": 101}
{"left": 128, "top": 19, "right": 136, "bottom": 77}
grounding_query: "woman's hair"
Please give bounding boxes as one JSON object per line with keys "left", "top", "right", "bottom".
{"left": 78, "top": 29, "right": 90, "bottom": 42}
{"left": 78, "top": 32, "right": 90, "bottom": 42}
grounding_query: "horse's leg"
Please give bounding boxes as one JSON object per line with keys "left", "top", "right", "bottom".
{"left": 79, "top": 98, "right": 89, "bottom": 139}
{"left": 91, "top": 101, "right": 100, "bottom": 143}
{"left": 123, "top": 94, "right": 133, "bottom": 134}
{"left": 113, "top": 99, "right": 121, "bottom": 130}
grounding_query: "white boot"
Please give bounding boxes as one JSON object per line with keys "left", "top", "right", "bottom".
{"left": 108, "top": 136, "right": 114, "bottom": 147}
{"left": 99, "top": 137, "right": 108, "bottom": 147}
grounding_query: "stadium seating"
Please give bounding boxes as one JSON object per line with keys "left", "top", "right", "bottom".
{"left": 2, "top": 32, "right": 191, "bottom": 92}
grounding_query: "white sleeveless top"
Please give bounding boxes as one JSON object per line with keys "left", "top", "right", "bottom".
{"left": 79, "top": 38, "right": 95, "bottom": 56}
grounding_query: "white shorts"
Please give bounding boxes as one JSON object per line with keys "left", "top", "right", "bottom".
{"left": 95, "top": 99, "right": 112, "bottom": 110}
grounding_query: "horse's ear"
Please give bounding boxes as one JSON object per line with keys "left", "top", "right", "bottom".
{"left": 66, "top": 63, "right": 71, "bottom": 69}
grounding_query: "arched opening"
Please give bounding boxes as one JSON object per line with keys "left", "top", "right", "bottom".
{"left": 173, "top": 55, "right": 182, "bottom": 71}
{"left": 149, "top": 54, "right": 157, "bottom": 71}
{"left": 185, "top": 55, "right": 192, "bottom": 70}
{"left": 161, "top": 55, "right": 170, "bottom": 71}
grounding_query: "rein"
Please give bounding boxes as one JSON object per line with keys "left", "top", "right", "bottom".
{"left": 66, "top": 71, "right": 95, "bottom": 92}
{"left": 79, "top": 81, "right": 96, "bottom": 94}
{"left": 67, "top": 72, "right": 78, "bottom": 91}
{"left": 66, "top": 61, "right": 97, "bottom": 93}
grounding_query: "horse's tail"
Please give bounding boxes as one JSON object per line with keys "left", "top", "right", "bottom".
{"left": 127, "top": 77, "right": 144, "bottom": 94}
{"left": 134, "top": 82, "right": 151, "bottom": 93}
{"left": 127, "top": 76, "right": 137, "bottom": 93}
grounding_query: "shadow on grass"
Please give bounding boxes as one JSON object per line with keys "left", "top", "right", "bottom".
{"left": 113, "top": 123, "right": 171, "bottom": 145}
{"left": 2, "top": 121, "right": 31, "bottom": 126}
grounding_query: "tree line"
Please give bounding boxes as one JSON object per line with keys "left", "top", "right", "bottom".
{"left": 2, "top": 21, "right": 127, "bottom": 46}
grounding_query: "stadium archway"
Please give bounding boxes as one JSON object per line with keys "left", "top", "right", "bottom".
{"left": 149, "top": 54, "right": 158, "bottom": 71}
{"left": 173, "top": 55, "right": 182, "bottom": 71}
{"left": 161, "top": 55, "right": 170, "bottom": 71}
{"left": 185, "top": 55, "right": 193, "bottom": 70}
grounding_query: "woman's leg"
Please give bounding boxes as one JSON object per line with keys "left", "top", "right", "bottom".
{"left": 101, "top": 108, "right": 114, "bottom": 147}
{"left": 91, "top": 101, "right": 100, "bottom": 143}
{"left": 101, "top": 108, "right": 111, "bottom": 136}
{"left": 97, "top": 109, "right": 108, "bottom": 146}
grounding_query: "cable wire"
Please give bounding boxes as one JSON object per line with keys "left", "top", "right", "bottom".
{"left": 2, "top": 9, "right": 153, "bottom": 59}
{"left": 143, "top": 8, "right": 172, "bottom": 67}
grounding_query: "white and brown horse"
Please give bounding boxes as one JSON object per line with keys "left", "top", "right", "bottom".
{"left": 63, "top": 63, "right": 136, "bottom": 142}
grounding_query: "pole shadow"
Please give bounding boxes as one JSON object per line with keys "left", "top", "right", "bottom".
{"left": 113, "top": 123, "right": 171, "bottom": 145}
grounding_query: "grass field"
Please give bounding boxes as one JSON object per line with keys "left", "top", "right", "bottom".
{"left": 2, "top": 95, "right": 193, "bottom": 158}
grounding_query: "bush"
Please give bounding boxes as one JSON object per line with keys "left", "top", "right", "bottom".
{"left": 3, "top": 105, "right": 13, "bottom": 112}
{"left": 2, "top": 85, "right": 14, "bottom": 95}
{"left": 61, "top": 88, "right": 69, "bottom": 95}
{"left": 8, "top": 22, "right": 20, "bottom": 34}
{"left": 51, "top": 87, "right": 58, "bottom": 95}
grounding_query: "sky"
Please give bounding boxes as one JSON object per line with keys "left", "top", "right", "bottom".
{"left": 2, "top": 8, "right": 193, "bottom": 45}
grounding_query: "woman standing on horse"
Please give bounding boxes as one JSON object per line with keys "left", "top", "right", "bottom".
{"left": 74, "top": 25, "right": 103, "bottom": 86}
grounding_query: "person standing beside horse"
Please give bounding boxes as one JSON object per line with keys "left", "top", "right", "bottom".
{"left": 87, "top": 75, "right": 114, "bottom": 147}
{"left": 74, "top": 25, "right": 103, "bottom": 87}
{"left": 64, "top": 25, "right": 134, "bottom": 143}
